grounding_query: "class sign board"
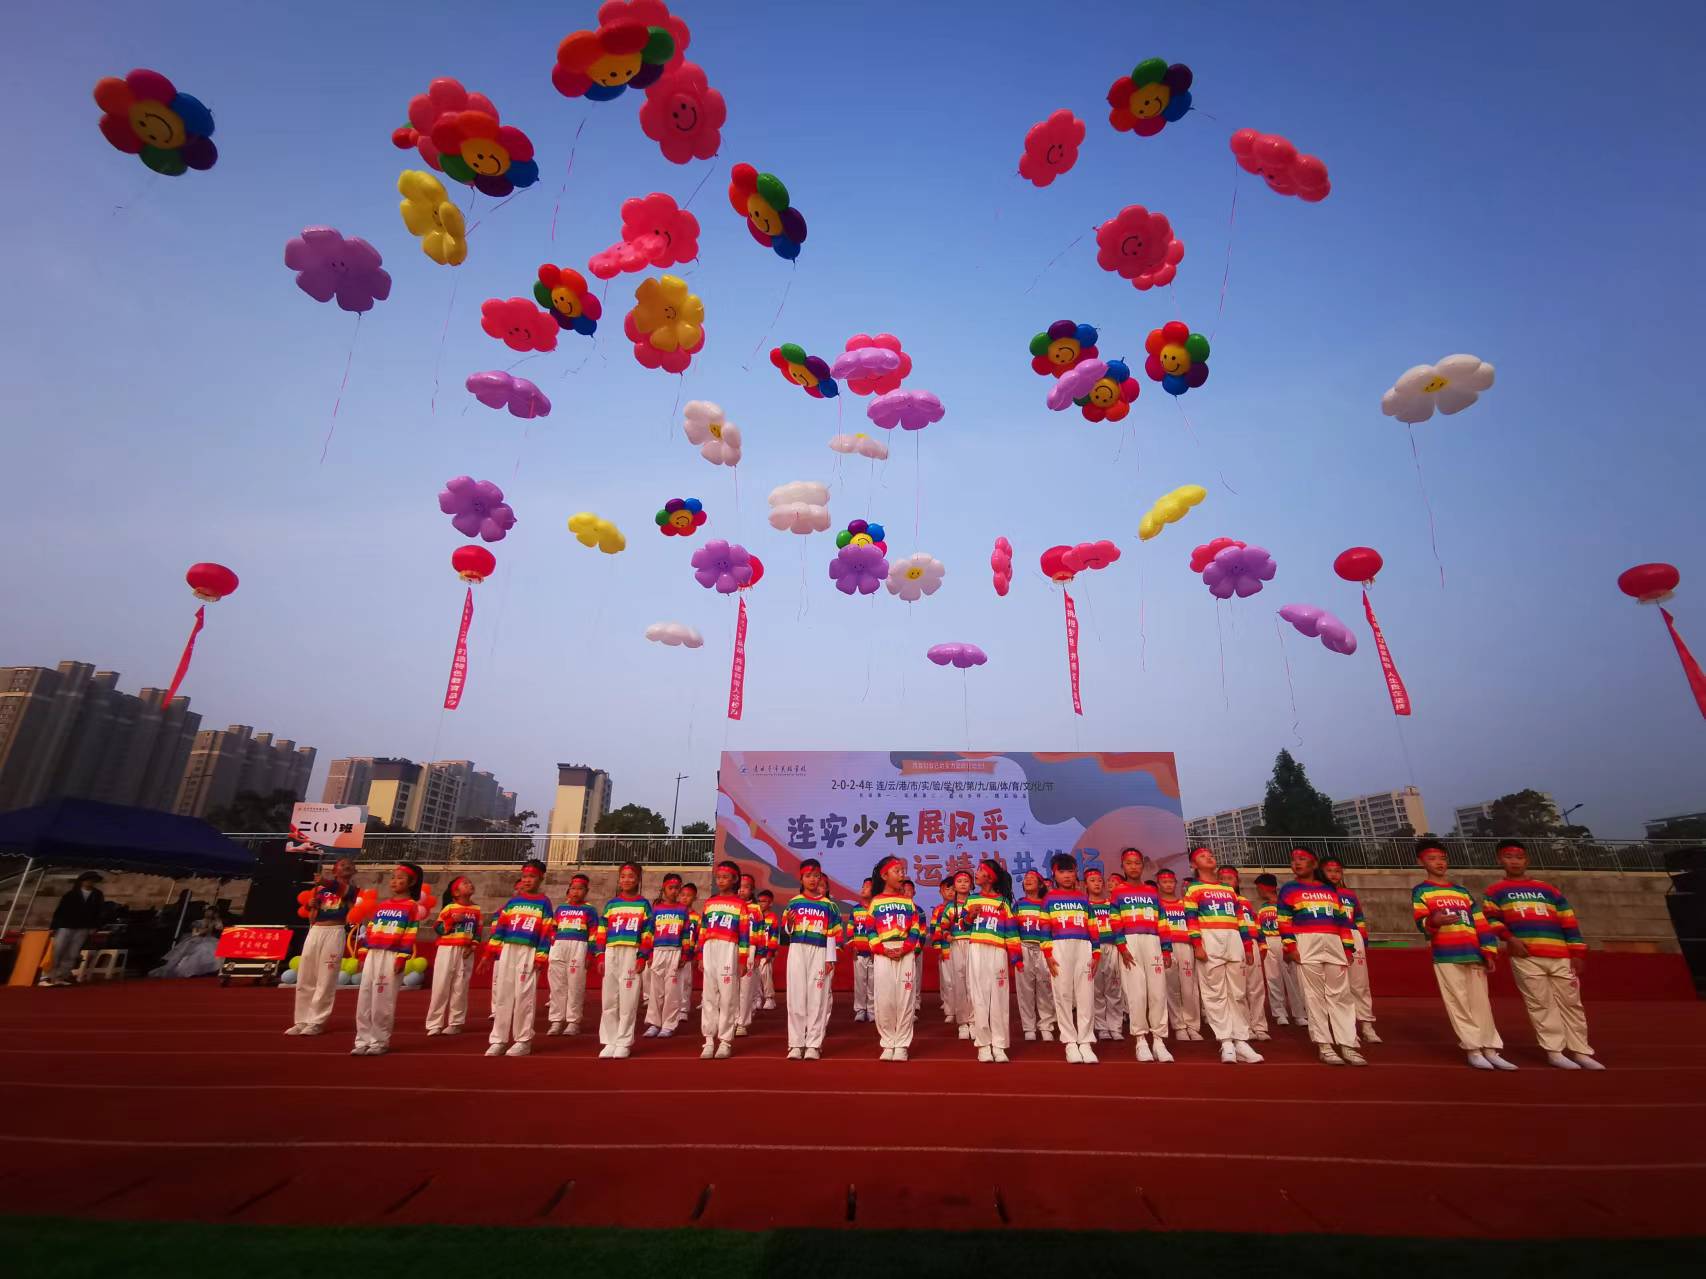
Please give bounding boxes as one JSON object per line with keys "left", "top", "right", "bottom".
{"left": 215, "top": 925, "right": 292, "bottom": 962}
{"left": 285, "top": 802, "right": 368, "bottom": 853}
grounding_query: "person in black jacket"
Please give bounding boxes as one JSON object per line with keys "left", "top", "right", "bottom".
{"left": 44, "top": 872, "right": 106, "bottom": 986}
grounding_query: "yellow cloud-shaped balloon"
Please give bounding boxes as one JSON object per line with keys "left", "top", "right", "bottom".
{"left": 398, "top": 170, "right": 467, "bottom": 266}
{"left": 568, "top": 512, "right": 626, "bottom": 555}
{"left": 1138, "top": 484, "right": 1207, "bottom": 541}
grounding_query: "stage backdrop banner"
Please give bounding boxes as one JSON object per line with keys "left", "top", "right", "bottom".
{"left": 716, "top": 751, "right": 1186, "bottom": 900}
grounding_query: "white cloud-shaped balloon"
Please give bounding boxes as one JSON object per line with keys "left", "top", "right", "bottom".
{"left": 645, "top": 622, "right": 704, "bottom": 648}
{"left": 767, "top": 480, "right": 831, "bottom": 534}
{"left": 1381, "top": 354, "right": 1495, "bottom": 424}
{"left": 683, "top": 400, "right": 743, "bottom": 466}
{"left": 886, "top": 552, "right": 945, "bottom": 602}
{"left": 829, "top": 432, "right": 889, "bottom": 460}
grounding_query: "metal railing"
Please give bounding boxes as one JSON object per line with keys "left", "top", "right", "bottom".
{"left": 225, "top": 832, "right": 715, "bottom": 868}
{"left": 1188, "top": 835, "right": 1691, "bottom": 874}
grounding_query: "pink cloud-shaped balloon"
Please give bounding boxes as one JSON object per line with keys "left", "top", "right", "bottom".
{"left": 1064, "top": 540, "right": 1121, "bottom": 573}
{"left": 588, "top": 194, "right": 701, "bottom": 280}
{"left": 1018, "top": 109, "right": 1085, "bottom": 188}
{"left": 1203, "top": 544, "right": 1276, "bottom": 599}
{"left": 1096, "top": 204, "right": 1184, "bottom": 291}
{"left": 928, "top": 642, "right": 988, "bottom": 669}
{"left": 991, "top": 536, "right": 1013, "bottom": 597}
{"left": 1278, "top": 603, "right": 1357, "bottom": 654}
{"left": 867, "top": 388, "right": 944, "bottom": 432}
{"left": 465, "top": 370, "right": 551, "bottom": 419}
{"left": 840, "top": 333, "right": 910, "bottom": 396}
{"left": 831, "top": 346, "right": 901, "bottom": 383}
{"left": 1230, "top": 129, "right": 1331, "bottom": 202}
{"left": 1047, "top": 359, "right": 1107, "bottom": 411}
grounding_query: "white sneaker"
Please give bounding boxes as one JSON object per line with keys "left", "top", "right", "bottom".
{"left": 1233, "top": 1041, "right": 1264, "bottom": 1064}
{"left": 714, "top": 1041, "right": 732, "bottom": 1059}
{"left": 506, "top": 1042, "right": 531, "bottom": 1057}
{"left": 486, "top": 1044, "right": 506, "bottom": 1057}
{"left": 1547, "top": 1051, "right": 1582, "bottom": 1070}
{"left": 1135, "top": 1038, "right": 1155, "bottom": 1062}
{"left": 1152, "top": 1038, "right": 1174, "bottom": 1063}
{"left": 1065, "top": 1043, "right": 1083, "bottom": 1064}
{"left": 804, "top": 1047, "right": 821, "bottom": 1060}
{"left": 701, "top": 1040, "right": 716, "bottom": 1059}
{"left": 957, "top": 1025, "right": 971, "bottom": 1040}
{"left": 1360, "top": 1023, "right": 1382, "bottom": 1044}
{"left": 787, "top": 1047, "right": 803, "bottom": 1060}
{"left": 1338, "top": 1046, "right": 1367, "bottom": 1067}
{"left": 299, "top": 1025, "right": 323, "bottom": 1037}
{"left": 547, "top": 1023, "right": 563, "bottom": 1036}
{"left": 893, "top": 1047, "right": 908, "bottom": 1061}
{"left": 426, "top": 1028, "right": 443, "bottom": 1037}
{"left": 1572, "top": 1053, "right": 1606, "bottom": 1071}
{"left": 350, "top": 1045, "right": 369, "bottom": 1056}
{"left": 368, "top": 1046, "right": 389, "bottom": 1056}
{"left": 880, "top": 1048, "right": 896, "bottom": 1061}
{"left": 1466, "top": 1051, "right": 1494, "bottom": 1070}
{"left": 1023, "top": 1031, "right": 1036, "bottom": 1042}
{"left": 643, "top": 1026, "right": 659, "bottom": 1038}
{"left": 1318, "top": 1045, "right": 1346, "bottom": 1066}
{"left": 285, "top": 1024, "right": 305, "bottom": 1036}
{"left": 598, "top": 1045, "right": 615, "bottom": 1058}
{"left": 658, "top": 1029, "right": 674, "bottom": 1039}
{"left": 1040, "top": 1031, "right": 1054, "bottom": 1042}
{"left": 1485, "top": 1051, "right": 1518, "bottom": 1071}
{"left": 992, "top": 1048, "right": 1009, "bottom": 1063}
{"left": 1080, "top": 1045, "right": 1099, "bottom": 1064}
{"left": 734, "top": 1026, "right": 748, "bottom": 1037}
{"left": 1220, "top": 1041, "right": 1239, "bottom": 1064}
{"left": 613, "top": 1047, "right": 630, "bottom": 1059}
{"left": 763, "top": 1000, "right": 776, "bottom": 1010}
{"left": 444, "top": 1026, "right": 463, "bottom": 1036}
{"left": 1252, "top": 1030, "right": 1271, "bottom": 1041}
{"left": 562, "top": 1026, "right": 578, "bottom": 1036}
{"left": 977, "top": 1046, "right": 993, "bottom": 1063}
{"left": 1275, "top": 1016, "right": 1290, "bottom": 1026}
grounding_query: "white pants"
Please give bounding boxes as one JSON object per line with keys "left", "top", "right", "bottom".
{"left": 489, "top": 943, "right": 539, "bottom": 1047}
{"left": 911, "top": 950, "right": 923, "bottom": 1012}
{"left": 966, "top": 944, "right": 1012, "bottom": 1051}
{"left": 1195, "top": 932, "right": 1251, "bottom": 1044}
{"left": 874, "top": 952, "right": 917, "bottom": 1050}
{"left": 951, "top": 940, "right": 973, "bottom": 1025}
{"left": 599, "top": 947, "right": 644, "bottom": 1049}
{"left": 1165, "top": 943, "right": 1201, "bottom": 1035}
{"left": 1093, "top": 943, "right": 1126, "bottom": 1036}
{"left": 1347, "top": 930, "right": 1375, "bottom": 1023}
{"left": 426, "top": 945, "right": 473, "bottom": 1032}
{"left": 47, "top": 928, "right": 90, "bottom": 983}
{"left": 354, "top": 950, "right": 401, "bottom": 1050}
{"left": 739, "top": 957, "right": 758, "bottom": 1025}
{"left": 1242, "top": 946, "right": 1269, "bottom": 1035}
{"left": 1434, "top": 961, "right": 1502, "bottom": 1052}
{"left": 700, "top": 940, "right": 743, "bottom": 1046}
{"left": 1265, "top": 935, "right": 1306, "bottom": 1023}
{"left": 1510, "top": 955, "right": 1592, "bottom": 1054}
{"left": 674, "top": 950, "right": 695, "bottom": 1026}
{"left": 759, "top": 956, "right": 777, "bottom": 1004}
{"left": 293, "top": 924, "right": 345, "bottom": 1029}
{"left": 1049, "top": 939, "right": 1095, "bottom": 1048}
{"left": 853, "top": 954, "right": 874, "bottom": 1015}
{"left": 938, "top": 948, "right": 956, "bottom": 1019}
{"left": 786, "top": 944, "right": 833, "bottom": 1049}
{"left": 646, "top": 948, "right": 683, "bottom": 1029}
{"left": 1119, "top": 934, "right": 1169, "bottom": 1040}
{"left": 1293, "top": 934, "right": 1357, "bottom": 1046}
{"left": 1016, "top": 942, "right": 1056, "bottom": 1037}
{"left": 547, "top": 938, "right": 589, "bottom": 1029}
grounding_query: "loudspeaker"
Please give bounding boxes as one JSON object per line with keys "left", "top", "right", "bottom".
{"left": 241, "top": 843, "right": 318, "bottom": 926}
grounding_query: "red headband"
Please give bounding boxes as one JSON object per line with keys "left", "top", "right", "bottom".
{"left": 876, "top": 855, "right": 904, "bottom": 878}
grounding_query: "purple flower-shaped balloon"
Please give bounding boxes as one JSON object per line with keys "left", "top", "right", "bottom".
{"left": 927, "top": 642, "right": 987, "bottom": 669}
{"left": 1278, "top": 604, "right": 1357, "bottom": 655}
{"left": 690, "top": 539, "right": 753, "bottom": 594}
{"left": 284, "top": 227, "right": 392, "bottom": 313}
{"left": 830, "top": 543, "right": 888, "bottom": 595}
{"left": 438, "top": 475, "right": 517, "bottom": 543}
{"left": 1047, "top": 359, "right": 1107, "bottom": 411}
{"left": 867, "top": 388, "right": 945, "bottom": 432}
{"left": 831, "top": 346, "right": 901, "bottom": 381}
{"left": 1202, "top": 543, "right": 1276, "bottom": 599}
{"left": 466, "top": 371, "right": 552, "bottom": 419}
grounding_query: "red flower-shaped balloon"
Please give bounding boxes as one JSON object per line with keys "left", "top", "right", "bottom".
{"left": 640, "top": 61, "right": 727, "bottom": 166}
{"left": 1096, "top": 205, "right": 1183, "bottom": 291}
{"left": 481, "top": 297, "right": 559, "bottom": 353}
{"left": 1018, "top": 109, "right": 1085, "bottom": 188}
{"left": 1190, "top": 537, "right": 1245, "bottom": 574}
{"left": 1230, "top": 129, "right": 1330, "bottom": 202}
{"left": 392, "top": 78, "right": 498, "bottom": 171}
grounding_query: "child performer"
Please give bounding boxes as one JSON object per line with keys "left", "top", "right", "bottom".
{"left": 1321, "top": 855, "right": 1380, "bottom": 1044}
{"left": 487, "top": 859, "right": 554, "bottom": 1057}
{"left": 698, "top": 860, "right": 751, "bottom": 1058}
{"left": 1253, "top": 874, "right": 1306, "bottom": 1029}
{"left": 931, "top": 883, "right": 958, "bottom": 1024}
{"left": 1277, "top": 847, "right": 1365, "bottom": 1066}
{"left": 674, "top": 882, "right": 700, "bottom": 1029}
{"left": 736, "top": 873, "right": 763, "bottom": 1036}
{"left": 869, "top": 855, "right": 925, "bottom": 1060}
{"left": 849, "top": 879, "right": 876, "bottom": 1023}
{"left": 1413, "top": 838, "right": 1515, "bottom": 1071}
{"left": 1042, "top": 852, "right": 1102, "bottom": 1064}
{"left": 547, "top": 874, "right": 597, "bottom": 1036}
{"left": 1484, "top": 840, "right": 1603, "bottom": 1070}
{"left": 1184, "top": 847, "right": 1263, "bottom": 1064}
{"left": 1013, "top": 869, "right": 1058, "bottom": 1043}
{"left": 595, "top": 862, "right": 653, "bottom": 1059}
{"left": 353, "top": 862, "right": 429, "bottom": 1055}
{"left": 758, "top": 889, "right": 782, "bottom": 1011}
{"left": 903, "top": 879, "right": 924, "bottom": 1015}
{"left": 644, "top": 874, "right": 689, "bottom": 1039}
{"left": 288, "top": 856, "right": 356, "bottom": 1036}
{"left": 1156, "top": 869, "right": 1202, "bottom": 1041}
{"left": 1083, "top": 867, "right": 1130, "bottom": 1041}
{"left": 781, "top": 858, "right": 841, "bottom": 1059}
{"left": 426, "top": 875, "right": 480, "bottom": 1036}
{"left": 963, "top": 858, "right": 1022, "bottom": 1062}
{"left": 948, "top": 869, "right": 976, "bottom": 1040}
{"left": 1110, "top": 850, "right": 1172, "bottom": 1063}
{"left": 1219, "top": 866, "right": 1270, "bottom": 1041}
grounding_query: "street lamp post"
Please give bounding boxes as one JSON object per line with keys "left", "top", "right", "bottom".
{"left": 670, "top": 773, "right": 689, "bottom": 835}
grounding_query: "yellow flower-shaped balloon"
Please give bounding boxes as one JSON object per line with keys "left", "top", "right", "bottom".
{"left": 398, "top": 169, "right": 467, "bottom": 266}
{"left": 631, "top": 274, "right": 704, "bottom": 353}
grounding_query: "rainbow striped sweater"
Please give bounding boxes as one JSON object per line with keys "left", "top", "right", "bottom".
{"left": 961, "top": 891, "right": 1022, "bottom": 965}
{"left": 435, "top": 903, "right": 481, "bottom": 947}
{"left": 490, "top": 893, "right": 555, "bottom": 956}
{"left": 1255, "top": 902, "right": 1280, "bottom": 941}
{"left": 1159, "top": 899, "right": 1190, "bottom": 950}
{"left": 651, "top": 903, "right": 691, "bottom": 951}
{"left": 697, "top": 895, "right": 751, "bottom": 958}
{"left": 1183, "top": 880, "right": 1253, "bottom": 945}
{"left": 309, "top": 880, "right": 355, "bottom": 925}
{"left": 1482, "top": 877, "right": 1586, "bottom": 959}
{"left": 1336, "top": 885, "right": 1370, "bottom": 940}
{"left": 930, "top": 903, "right": 957, "bottom": 956}
{"left": 1087, "top": 899, "right": 1126, "bottom": 951}
{"left": 761, "top": 909, "right": 782, "bottom": 958}
{"left": 594, "top": 897, "right": 654, "bottom": 959}
{"left": 1014, "top": 896, "right": 1051, "bottom": 947}
{"left": 1038, "top": 890, "right": 1102, "bottom": 953}
{"left": 744, "top": 901, "right": 769, "bottom": 957}
{"left": 868, "top": 894, "right": 925, "bottom": 957}
{"left": 681, "top": 909, "right": 700, "bottom": 955}
{"left": 1411, "top": 881, "right": 1497, "bottom": 964}
{"left": 847, "top": 904, "right": 874, "bottom": 956}
{"left": 1109, "top": 882, "right": 1170, "bottom": 951}
{"left": 552, "top": 902, "right": 598, "bottom": 946}
{"left": 782, "top": 894, "right": 842, "bottom": 948}
{"left": 365, "top": 899, "right": 421, "bottom": 954}
{"left": 1276, "top": 881, "right": 1355, "bottom": 955}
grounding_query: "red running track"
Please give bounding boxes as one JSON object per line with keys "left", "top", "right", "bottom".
{"left": 0, "top": 981, "right": 1702, "bottom": 1237}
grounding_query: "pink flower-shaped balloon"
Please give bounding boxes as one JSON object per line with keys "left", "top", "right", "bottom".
{"left": 1095, "top": 204, "right": 1184, "bottom": 291}
{"left": 1203, "top": 544, "right": 1276, "bottom": 599}
{"left": 284, "top": 227, "right": 392, "bottom": 313}
{"left": 639, "top": 60, "right": 727, "bottom": 166}
{"left": 830, "top": 543, "right": 888, "bottom": 596}
{"left": 690, "top": 539, "right": 753, "bottom": 594}
{"left": 1048, "top": 359, "right": 1107, "bottom": 411}
{"left": 1018, "top": 109, "right": 1085, "bottom": 188}
{"left": 839, "top": 333, "right": 910, "bottom": 396}
{"left": 1278, "top": 603, "right": 1357, "bottom": 654}
{"left": 438, "top": 476, "right": 517, "bottom": 543}
{"left": 465, "top": 371, "right": 551, "bottom": 419}
{"left": 928, "top": 642, "right": 988, "bottom": 669}
{"left": 991, "top": 536, "right": 1013, "bottom": 597}
{"left": 867, "top": 389, "right": 944, "bottom": 432}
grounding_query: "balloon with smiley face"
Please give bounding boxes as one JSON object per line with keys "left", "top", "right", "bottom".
{"left": 1143, "top": 322, "right": 1210, "bottom": 396}
{"left": 533, "top": 265, "right": 601, "bottom": 337}
{"left": 655, "top": 497, "right": 708, "bottom": 538}
{"left": 398, "top": 171, "right": 467, "bottom": 266}
{"left": 94, "top": 69, "right": 216, "bottom": 176}
{"left": 728, "top": 164, "right": 808, "bottom": 261}
{"left": 1030, "top": 321, "right": 1100, "bottom": 378}
{"left": 392, "top": 78, "right": 497, "bottom": 172}
{"left": 640, "top": 60, "right": 727, "bottom": 166}
{"left": 1074, "top": 359, "right": 1140, "bottom": 423}
{"left": 480, "top": 297, "right": 559, "bottom": 354}
{"left": 835, "top": 519, "right": 887, "bottom": 555}
{"left": 552, "top": 0, "right": 687, "bottom": 102}
{"left": 1096, "top": 205, "right": 1184, "bottom": 292}
{"left": 770, "top": 344, "right": 839, "bottom": 399}
{"left": 430, "top": 111, "right": 540, "bottom": 198}
{"left": 1107, "top": 58, "right": 1193, "bottom": 139}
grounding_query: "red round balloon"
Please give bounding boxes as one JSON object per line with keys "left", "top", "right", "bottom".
{"left": 1617, "top": 562, "right": 1679, "bottom": 603}
{"left": 1333, "top": 547, "right": 1384, "bottom": 584}
{"left": 1040, "top": 545, "right": 1075, "bottom": 582}
{"left": 452, "top": 545, "right": 496, "bottom": 583}
{"left": 742, "top": 554, "right": 764, "bottom": 591}
{"left": 186, "top": 562, "right": 239, "bottom": 602}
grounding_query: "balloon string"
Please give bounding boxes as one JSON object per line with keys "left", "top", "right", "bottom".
{"left": 962, "top": 670, "right": 970, "bottom": 751}
{"left": 506, "top": 352, "right": 544, "bottom": 372}
{"left": 859, "top": 596, "right": 876, "bottom": 702}
{"left": 1137, "top": 553, "right": 1148, "bottom": 673}
{"left": 1175, "top": 398, "right": 1237, "bottom": 494}
{"left": 681, "top": 161, "right": 714, "bottom": 211}
{"left": 667, "top": 374, "right": 684, "bottom": 446}
{"left": 1274, "top": 615, "right": 1302, "bottom": 747}
{"left": 511, "top": 421, "right": 531, "bottom": 482}
{"left": 1393, "top": 713, "right": 1418, "bottom": 789}
{"left": 797, "top": 538, "right": 807, "bottom": 622}
{"left": 1215, "top": 601, "right": 1229, "bottom": 711}
{"left": 1406, "top": 424, "right": 1445, "bottom": 588}
{"left": 1169, "top": 280, "right": 1184, "bottom": 321}
{"left": 913, "top": 432, "right": 922, "bottom": 546}
{"left": 320, "top": 313, "right": 363, "bottom": 464}
{"left": 465, "top": 192, "right": 517, "bottom": 238}
{"left": 429, "top": 277, "right": 459, "bottom": 415}
{"left": 732, "top": 465, "right": 741, "bottom": 540}
{"left": 549, "top": 118, "right": 587, "bottom": 243}
{"left": 740, "top": 267, "right": 795, "bottom": 370}
{"left": 1211, "top": 160, "right": 1239, "bottom": 343}
{"left": 1024, "top": 230, "right": 1086, "bottom": 295}
{"left": 485, "top": 548, "right": 517, "bottom": 664}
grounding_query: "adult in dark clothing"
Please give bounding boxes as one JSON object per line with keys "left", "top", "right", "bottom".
{"left": 45, "top": 872, "right": 106, "bottom": 986}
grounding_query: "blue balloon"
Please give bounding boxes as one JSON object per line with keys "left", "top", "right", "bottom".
{"left": 1165, "top": 92, "right": 1192, "bottom": 122}
{"left": 684, "top": 498, "right": 703, "bottom": 514}
{"left": 1075, "top": 323, "right": 1099, "bottom": 348}
{"left": 820, "top": 379, "right": 839, "bottom": 398}
{"left": 572, "top": 316, "right": 597, "bottom": 336}
{"left": 1163, "top": 374, "right": 1188, "bottom": 396}
{"left": 585, "top": 83, "right": 625, "bottom": 102}
{"left": 866, "top": 522, "right": 886, "bottom": 543}
{"left": 1106, "top": 359, "right": 1130, "bottom": 382}
{"left": 170, "top": 93, "right": 215, "bottom": 138}
{"left": 772, "top": 236, "right": 801, "bottom": 261}
{"left": 508, "top": 159, "right": 540, "bottom": 189}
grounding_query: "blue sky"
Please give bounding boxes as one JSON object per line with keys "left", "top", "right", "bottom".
{"left": 5, "top": 0, "right": 1704, "bottom": 836}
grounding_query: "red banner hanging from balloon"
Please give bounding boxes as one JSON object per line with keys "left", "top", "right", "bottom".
{"left": 1363, "top": 589, "right": 1411, "bottom": 716}
{"left": 1064, "top": 589, "right": 1083, "bottom": 716}
{"left": 1660, "top": 607, "right": 1706, "bottom": 719}
{"left": 163, "top": 606, "right": 206, "bottom": 705}
{"left": 728, "top": 597, "right": 749, "bottom": 720}
{"left": 443, "top": 588, "right": 473, "bottom": 710}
